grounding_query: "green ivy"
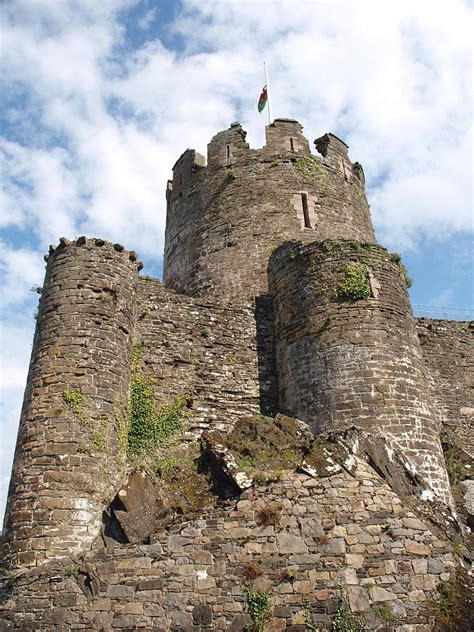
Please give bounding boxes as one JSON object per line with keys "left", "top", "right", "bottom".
{"left": 336, "top": 262, "right": 371, "bottom": 301}
{"left": 126, "top": 343, "right": 188, "bottom": 459}
{"left": 301, "top": 596, "right": 321, "bottom": 631}
{"left": 91, "top": 417, "right": 108, "bottom": 453}
{"left": 244, "top": 583, "right": 272, "bottom": 632}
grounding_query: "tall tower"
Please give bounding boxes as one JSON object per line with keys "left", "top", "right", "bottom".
{"left": 164, "top": 119, "right": 375, "bottom": 304}
{"left": 2, "top": 238, "right": 140, "bottom": 567}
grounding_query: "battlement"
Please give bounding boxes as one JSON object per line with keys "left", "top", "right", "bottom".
{"left": 169, "top": 120, "right": 352, "bottom": 184}
{"left": 43, "top": 236, "right": 144, "bottom": 271}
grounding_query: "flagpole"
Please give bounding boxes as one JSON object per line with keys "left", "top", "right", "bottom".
{"left": 264, "top": 61, "right": 273, "bottom": 125}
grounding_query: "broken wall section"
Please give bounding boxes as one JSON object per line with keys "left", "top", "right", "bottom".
{"left": 0, "top": 449, "right": 459, "bottom": 631}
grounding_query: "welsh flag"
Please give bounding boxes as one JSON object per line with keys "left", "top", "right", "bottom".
{"left": 257, "top": 85, "right": 267, "bottom": 112}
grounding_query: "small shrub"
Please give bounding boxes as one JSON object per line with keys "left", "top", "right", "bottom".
{"left": 66, "top": 565, "right": 79, "bottom": 578}
{"left": 226, "top": 168, "right": 237, "bottom": 180}
{"left": 239, "top": 456, "right": 256, "bottom": 472}
{"left": 201, "top": 329, "right": 209, "bottom": 338}
{"left": 373, "top": 603, "right": 395, "bottom": 622}
{"left": 155, "top": 454, "right": 188, "bottom": 479}
{"left": 253, "top": 472, "right": 269, "bottom": 485}
{"left": 382, "top": 521, "right": 394, "bottom": 537}
{"left": 442, "top": 433, "right": 464, "bottom": 485}
{"left": 429, "top": 576, "right": 456, "bottom": 625}
{"left": 243, "top": 562, "right": 263, "bottom": 580}
{"left": 390, "top": 252, "right": 412, "bottom": 288}
{"left": 126, "top": 343, "right": 189, "bottom": 460}
{"left": 278, "top": 568, "right": 297, "bottom": 583}
{"left": 97, "top": 290, "right": 115, "bottom": 303}
{"left": 91, "top": 417, "right": 108, "bottom": 453}
{"left": 336, "top": 262, "right": 371, "bottom": 301}
{"left": 255, "top": 503, "right": 281, "bottom": 526}
{"left": 293, "top": 156, "right": 327, "bottom": 183}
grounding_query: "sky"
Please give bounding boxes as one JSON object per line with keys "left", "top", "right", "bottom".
{"left": 0, "top": 0, "right": 472, "bottom": 522}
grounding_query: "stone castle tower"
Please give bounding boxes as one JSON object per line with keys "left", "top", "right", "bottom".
{"left": 1, "top": 119, "right": 472, "bottom": 631}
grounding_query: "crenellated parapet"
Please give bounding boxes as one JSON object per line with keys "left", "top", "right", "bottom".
{"left": 164, "top": 120, "right": 375, "bottom": 304}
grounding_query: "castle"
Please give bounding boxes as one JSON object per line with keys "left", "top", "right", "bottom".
{"left": 1, "top": 119, "right": 472, "bottom": 630}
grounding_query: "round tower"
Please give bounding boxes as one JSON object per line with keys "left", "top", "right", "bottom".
{"left": 268, "top": 240, "right": 453, "bottom": 506}
{"left": 2, "top": 238, "right": 139, "bottom": 567}
{"left": 164, "top": 120, "right": 375, "bottom": 304}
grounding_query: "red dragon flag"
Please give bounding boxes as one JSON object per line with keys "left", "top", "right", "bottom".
{"left": 257, "top": 85, "right": 268, "bottom": 112}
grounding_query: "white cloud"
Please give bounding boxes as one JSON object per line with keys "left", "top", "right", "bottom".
{"left": 138, "top": 8, "right": 156, "bottom": 31}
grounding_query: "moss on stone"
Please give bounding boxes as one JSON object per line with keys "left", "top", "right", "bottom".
{"left": 63, "top": 389, "right": 85, "bottom": 416}
{"left": 336, "top": 262, "right": 371, "bottom": 301}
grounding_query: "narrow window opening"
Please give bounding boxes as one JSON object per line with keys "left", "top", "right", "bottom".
{"left": 290, "top": 137, "right": 295, "bottom": 151}
{"left": 301, "top": 193, "right": 311, "bottom": 228}
{"left": 226, "top": 144, "right": 231, "bottom": 165}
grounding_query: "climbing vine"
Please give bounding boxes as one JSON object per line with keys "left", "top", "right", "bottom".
{"left": 124, "top": 343, "right": 189, "bottom": 460}
{"left": 244, "top": 583, "right": 272, "bottom": 632}
{"left": 331, "top": 598, "right": 368, "bottom": 632}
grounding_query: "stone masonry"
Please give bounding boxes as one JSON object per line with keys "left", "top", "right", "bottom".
{"left": 0, "top": 456, "right": 458, "bottom": 631}
{"left": 1, "top": 119, "right": 472, "bottom": 631}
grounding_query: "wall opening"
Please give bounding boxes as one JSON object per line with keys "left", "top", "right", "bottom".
{"left": 290, "top": 138, "right": 295, "bottom": 151}
{"left": 301, "top": 193, "right": 311, "bottom": 228}
{"left": 226, "top": 145, "right": 231, "bottom": 165}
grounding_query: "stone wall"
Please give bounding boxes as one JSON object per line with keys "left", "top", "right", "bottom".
{"left": 164, "top": 120, "right": 375, "bottom": 304}
{"left": 0, "top": 453, "right": 456, "bottom": 631}
{"left": 2, "top": 239, "right": 140, "bottom": 568}
{"left": 135, "top": 278, "right": 278, "bottom": 433}
{"left": 268, "top": 240, "right": 453, "bottom": 508}
{"left": 417, "top": 319, "right": 474, "bottom": 456}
